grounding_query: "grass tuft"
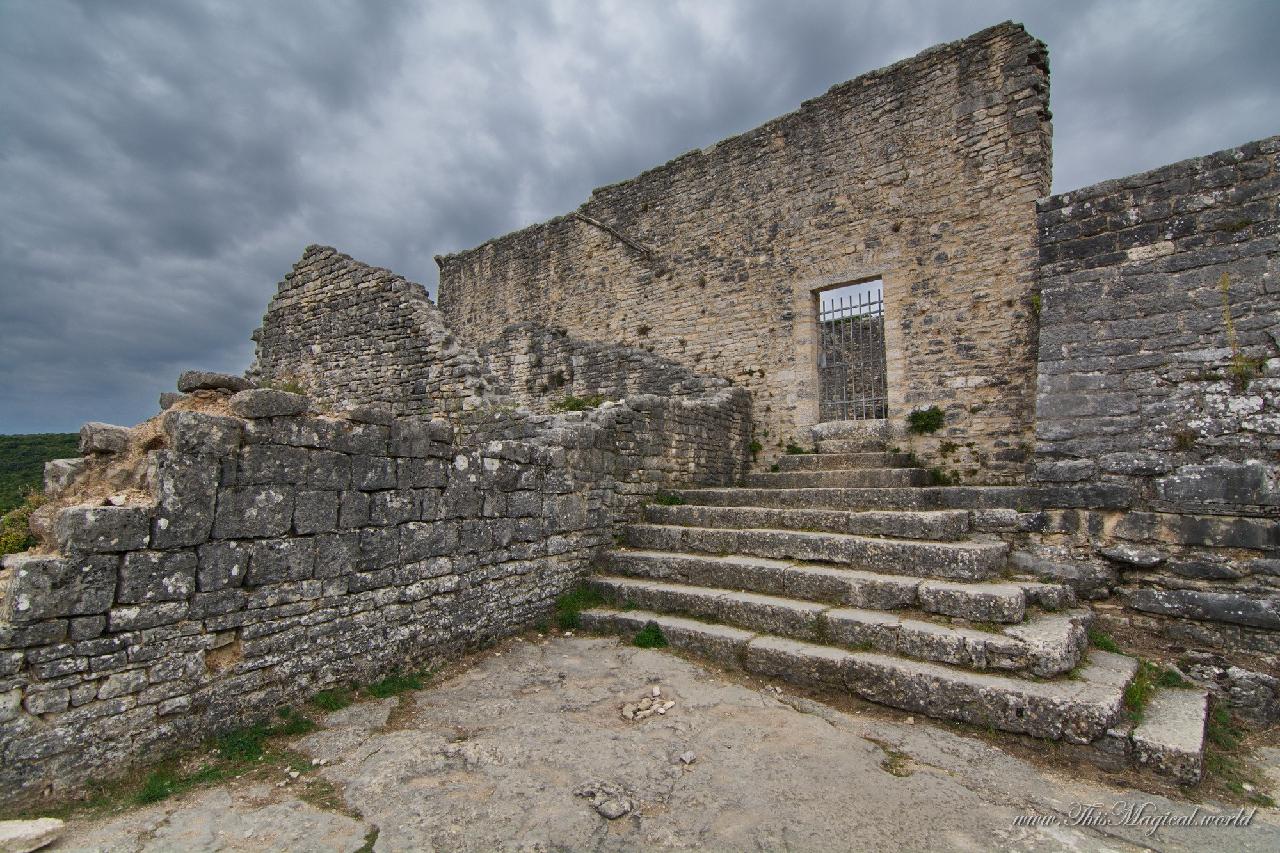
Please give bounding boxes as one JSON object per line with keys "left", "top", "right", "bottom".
{"left": 555, "top": 584, "right": 604, "bottom": 630}
{"left": 1087, "top": 628, "right": 1122, "bottom": 654}
{"left": 365, "top": 672, "right": 424, "bottom": 698}
{"left": 652, "top": 491, "right": 686, "bottom": 506}
{"left": 633, "top": 622, "right": 668, "bottom": 648}
{"left": 311, "top": 688, "right": 355, "bottom": 713}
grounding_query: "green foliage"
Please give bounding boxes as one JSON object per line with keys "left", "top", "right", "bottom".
{"left": 938, "top": 440, "right": 959, "bottom": 457}
{"left": 1171, "top": 430, "right": 1197, "bottom": 451}
{"left": 0, "top": 433, "right": 78, "bottom": 514}
{"left": 1030, "top": 293, "right": 1042, "bottom": 319}
{"left": 748, "top": 440, "right": 763, "bottom": 460}
{"left": 310, "top": 688, "right": 354, "bottom": 712}
{"left": 215, "top": 723, "right": 271, "bottom": 762}
{"left": 926, "top": 468, "right": 959, "bottom": 486}
{"left": 633, "top": 622, "right": 668, "bottom": 648}
{"left": 906, "top": 406, "right": 945, "bottom": 434}
{"left": 1123, "top": 660, "right": 1159, "bottom": 723}
{"left": 1204, "top": 705, "right": 1275, "bottom": 806}
{"left": 784, "top": 443, "right": 811, "bottom": 455}
{"left": 549, "top": 394, "right": 606, "bottom": 413}
{"left": 366, "top": 671, "right": 425, "bottom": 698}
{"left": 652, "top": 491, "right": 686, "bottom": 506}
{"left": 555, "top": 584, "right": 604, "bottom": 630}
{"left": 1087, "top": 628, "right": 1122, "bottom": 654}
{"left": 273, "top": 706, "right": 317, "bottom": 736}
{"left": 1, "top": 492, "right": 45, "bottom": 556}
{"left": 769, "top": 463, "right": 780, "bottom": 472}
{"left": 267, "top": 379, "right": 308, "bottom": 395}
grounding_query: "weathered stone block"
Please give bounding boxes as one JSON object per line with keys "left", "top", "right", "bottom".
{"left": 43, "top": 457, "right": 85, "bottom": 498}
{"left": 55, "top": 505, "right": 150, "bottom": 553}
{"left": 149, "top": 451, "right": 218, "bottom": 549}
{"left": 79, "top": 421, "right": 130, "bottom": 455}
{"left": 228, "top": 388, "right": 309, "bottom": 418}
{"left": 119, "top": 551, "right": 197, "bottom": 603}
{"left": 400, "top": 522, "right": 460, "bottom": 562}
{"left": 1, "top": 554, "right": 116, "bottom": 621}
{"left": 196, "top": 541, "right": 252, "bottom": 591}
{"left": 1125, "top": 587, "right": 1280, "bottom": 630}
{"left": 1155, "top": 461, "right": 1280, "bottom": 507}
{"left": 294, "top": 490, "right": 338, "bottom": 534}
{"left": 247, "top": 538, "right": 316, "bottom": 586}
{"left": 212, "top": 486, "right": 293, "bottom": 539}
{"left": 176, "top": 370, "right": 253, "bottom": 393}
{"left": 161, "top": 410, "right": 243, "bottom": 457}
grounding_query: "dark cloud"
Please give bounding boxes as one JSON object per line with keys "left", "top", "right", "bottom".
{"left": 1, "top": 0, "right": 1276, "bottom": 433}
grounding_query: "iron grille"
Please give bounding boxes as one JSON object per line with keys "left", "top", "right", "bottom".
{"left": 817, "top": 283, "right": 887, "bottom": 421}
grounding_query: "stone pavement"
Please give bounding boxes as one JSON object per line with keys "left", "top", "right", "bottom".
{"left": 52, "top": 636, "right": 1280, "bottom": 852}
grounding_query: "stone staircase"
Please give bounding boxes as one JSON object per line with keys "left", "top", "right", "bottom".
{"left": 581, "top": 423, "right": 1210, "bottom": 784}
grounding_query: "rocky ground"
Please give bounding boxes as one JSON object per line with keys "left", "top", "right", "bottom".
{"left": 44, "top": 636, "right": 1280, "bottom": 852}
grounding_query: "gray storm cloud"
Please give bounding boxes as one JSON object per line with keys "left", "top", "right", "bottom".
{"left": 1, "top": 0, "right": 1277, "bottom": 432}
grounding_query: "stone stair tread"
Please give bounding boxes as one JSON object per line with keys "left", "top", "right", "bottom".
{"left": 581, "top": 607, "right": 1136, "bottom": 744}
{"left": 745, "top": 469, "right": 930, "bottom": 489}
{"left": 1131, "top": 688, "right": 1209, "bottom": 784}
{"left": 674, "top": 486, "right": 1037, "bottom": 512}
{"left": 776, "top": 453, "right": 913, "bottom": 471}
{"left": 605, "top": 549, "right": 1068, "bottom": 620}
{"left": 589, "top": 575, "right": 1087, "bottom": 674}
{"left": 623, "top": 523, "right": 1009, "bottom": 581}
{"left": 643, "top": 504, "right": 970, "bottom": 540}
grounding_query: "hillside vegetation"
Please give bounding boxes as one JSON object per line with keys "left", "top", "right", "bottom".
{"left": 0, "top": 433, "right": 79, "bottom": 514}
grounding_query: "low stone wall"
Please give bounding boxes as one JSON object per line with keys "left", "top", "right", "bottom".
{"left": 0, "top": 249, "right": 751, "bottom": 807}
{"left": 1032, "top": 135, "right": 1279, "bottom": 719}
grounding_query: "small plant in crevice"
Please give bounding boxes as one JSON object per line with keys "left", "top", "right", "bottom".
{"left": 938, "top": 440, "right": 959, "bottom": 457}
{"left": 926, "top": 467, "right": 959, "bottom": 486}
{"left": 769, "top": 463, "right": 780, "bottom": 472}
{"left": 1030, "top": 292, "right": 1042, "bottom": 320}
{"left": 1204, "top": 705, "right": 1276, "bottom": 807}
{"left": 748, "top": 440, "right": 763, "bottom": 461}
{"left": 1171, "top": 430, "right": 1198, "bottom": 452}
{"left": 1087, "top": 628, "right": 1122, "bottom": 655}
{"left": 906, "top": 406, "right": 945, "bottom": 434}
{"left": 636, "top": 324, "right": 651, "bottom": 337}
{"left": 555, "top": 584, "right": 604, "bottom": 630}
{"left": 652, "top": 491, "right": 686, "bottom": 506}
{"left": 550, "top": 393, "right": 606, "bottom": 413}
{"left": 1219, "top": 272, "right": 1267, "bottom": 391}
{"left": 633, "top": 622, "right": 669, "bottom": 648}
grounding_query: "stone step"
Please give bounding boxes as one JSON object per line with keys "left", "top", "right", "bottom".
{"left": 746, "top": 468, "right": 931, "bottom": 489}
{"left": 776, "top": 452, "right": 913, "bottom": 471}
{"left": 588, "top": 576, "right": 1089, "bottom": 675}
{"left": 601, "top": 550, "right": 1074, "bottom": 620}
{"left": 580, "top": 608, "right": 1136, "bottom": 744}
{"left": 1131, "top": 688, "right": 1210, "bottom": 785}
{"left": 674, "top": 486, "right": 1037, "bottom": 513}
{"left": 643, "top": 503, "right": 971, "bottom": 541}
{"left": 810, "top": 419, "right": 895, "bottom": 444}
{"left": 623, "top": 524, "right": 1010, "bottom": 581}
{"left": 815, "top": 438, "right": 890, "bottom": 453}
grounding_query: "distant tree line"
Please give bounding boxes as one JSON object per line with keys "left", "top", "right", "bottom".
{"left": 0, "top": 433, "right": 79, "bottom": 514}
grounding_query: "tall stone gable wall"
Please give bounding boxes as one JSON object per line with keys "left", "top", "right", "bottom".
{"left": 249, "top": 246, "right": 508, "bottom": 418}
{"left": 437, "top": 22, "right": 1052, "bottom": 482}
{"left": 1032, "top": 136, "right": 1279, "bottom": 712}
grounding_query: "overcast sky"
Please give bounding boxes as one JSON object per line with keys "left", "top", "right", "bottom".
{"left": 1, "top": 0, "right": 1277, "bottom": 434}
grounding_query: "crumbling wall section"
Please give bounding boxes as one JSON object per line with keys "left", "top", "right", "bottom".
{"left": 249, "top": 246, "right": 508, "bottom": 418}
{"left": 437, "top": 22, "right": 1052, "bottom": 481}
{"left": 479, "top": 323, "right": 736, "bottom": 414}
{"left": 1032, "top": 136, "right": 1279, "bottom": 719}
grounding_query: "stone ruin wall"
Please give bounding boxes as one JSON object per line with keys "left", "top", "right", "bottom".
{"left": 0, "top": 247, "right": 750, "bottom": 806}
{"left": 1030, "top": 136, "right": 1279, "bottom": 719}
{"left": 437, "top": 22, "right": 1052, "bottom": 482}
